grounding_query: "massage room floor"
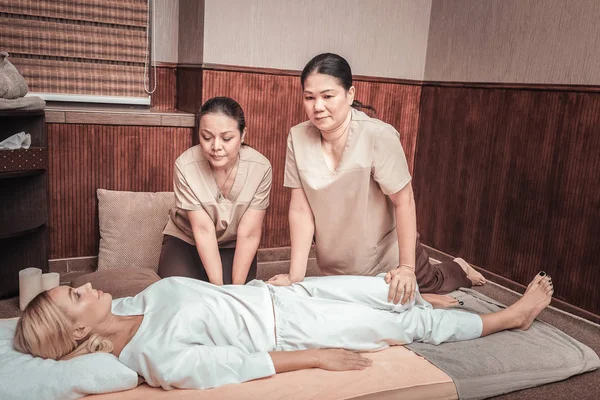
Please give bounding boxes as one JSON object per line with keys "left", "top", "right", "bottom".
{"left": 1, "top": 273, "right": 599, "bottom": 399}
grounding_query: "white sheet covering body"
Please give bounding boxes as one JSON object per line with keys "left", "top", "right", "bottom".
{"left": 113, "top": 278, "right": 277, "bottom": 390}
{"left": 272, "top": 276, "right": 483, "bottom": 351}
{"left": 113, "top": 276, "right": 483, "bottom": 391}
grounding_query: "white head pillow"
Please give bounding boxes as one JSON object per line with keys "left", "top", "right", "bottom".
{"left": 0, "top": 318, "right": 138, "bottom": 400}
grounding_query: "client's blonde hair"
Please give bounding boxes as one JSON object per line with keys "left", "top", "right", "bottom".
{"left": 13, "top": 291, "right": 113, "bottom": 360}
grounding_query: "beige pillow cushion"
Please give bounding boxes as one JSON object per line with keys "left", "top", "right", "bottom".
{"left": 70, "top": 269, "right": 160, "bottom": 299}
{"left": 97, "top": 189, "right": 175, "bottom": 271}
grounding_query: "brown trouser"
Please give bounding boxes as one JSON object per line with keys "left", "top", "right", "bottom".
{"left": 414, "top": 233, "right": 472, "bottom": 294}
{"left": 157, "top": 235, "right": 257, "bottom": 284}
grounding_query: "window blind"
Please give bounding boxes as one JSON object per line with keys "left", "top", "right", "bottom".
{"left": 0, "top": 0, "right": 150, "bottom": 99}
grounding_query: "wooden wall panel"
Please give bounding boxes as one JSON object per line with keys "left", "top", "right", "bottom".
{"left": 353, "top": 80, "right": 421, "bottom": 173}
{"left": 201, "top": 69, "right": 421, "bottom": 248}
{"left": 151, "top": 66, "right": 177, "bottom": 110}
{"left": 201, "top": 70, "right": 305, "bottom": 249}
{"left": 47, "top": 124, "right": 193, "bottom": 258}
{"left": 413, "top": 86, "right": 600, "bottom": 315}
{"left": 177, "top": 66, "right": 203, "bottom": 113}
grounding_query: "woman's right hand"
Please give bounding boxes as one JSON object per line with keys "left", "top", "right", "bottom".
{"left": 267, "top": 273, "right": 294, "bottom": 286}
{"left": 316, "top": 349, "right": 373, "bottom": 371}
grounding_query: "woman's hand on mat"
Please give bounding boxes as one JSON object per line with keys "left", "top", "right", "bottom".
{"left": 316, "top": 349, "right": 372, "bottom": 371}
{"left": 267, "top": 273, "right": 294, "bottom": 286}
{"left": 385, "top": 267, "right": 417, "bottom": 304}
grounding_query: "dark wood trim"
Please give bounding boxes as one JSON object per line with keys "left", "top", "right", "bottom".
{"left": 423, "top": 245, "right": 600, "bottom": 325}
{"left": 201, "top": 63, "right": 424, "bottom": 85}
{"left": 154, "top": 62, "right": 178, "bottom": 68}
{"left": 202, "top": 63, "right": 300, "bottom": 77}
{"left": 201, "top": 63, "right": 600, "bottom": 92}
{"left": 45, "top": 106, "right": 195, "bottom": 127}
{"left": 176, "top": 63, "right": 204, "bottom": 68}
{"left": 353, "top": 75, "right": 423, "bottom": 86}
{"left": 423, "top": 81, "right": 600, "bottom": 93}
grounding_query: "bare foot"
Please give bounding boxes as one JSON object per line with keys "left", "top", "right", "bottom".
{"left": 508, "top": 273, "right": 553, "bottom": 331}
{"left": 422, "top": 293, "right": 461, "bottom": 309}
{"left": 454, "top": 258, "right": 486, "bottom": 286}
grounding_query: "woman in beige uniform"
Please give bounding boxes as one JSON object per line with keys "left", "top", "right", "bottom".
{"left": 158, "top": 97, "right": 272, "bottom": 285}
{"left": 269, "top": 53, "right": 485, "bottom": 303}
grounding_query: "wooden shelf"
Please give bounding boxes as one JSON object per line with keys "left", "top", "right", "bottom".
{"left": 0, "top": 111, "right": 48, "bottom": 297}
{"left": 0, "top": 169, "right": 44, "bottom": 179}
{"left": 0, "top": 222, "right": 45, "bottom": 240}
{"left": 0, "top": 109, "right": 45, "bottom": 118}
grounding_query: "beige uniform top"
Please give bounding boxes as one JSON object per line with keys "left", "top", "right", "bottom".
{"left": 284, "top": 108, "right": 411, "bottom": 276}
{"left": 163, "top": 145, "right": 272, "bottom": 248}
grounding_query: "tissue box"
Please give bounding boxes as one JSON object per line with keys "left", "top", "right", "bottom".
{"left": 0, "top": 147, "right": 47, "bottom": 173}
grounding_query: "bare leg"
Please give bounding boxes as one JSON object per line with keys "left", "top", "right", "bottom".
{"left": 454, "top": 257, "right": 486, "bottom": 286}
{"left": 480, "top": 273, "right": 553, "bottom": 336}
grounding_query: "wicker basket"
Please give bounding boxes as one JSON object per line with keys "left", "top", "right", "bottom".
{"left": 0, "top": 147, "right": 47, "bottom": 173}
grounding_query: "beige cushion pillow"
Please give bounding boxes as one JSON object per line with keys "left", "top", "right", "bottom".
{"left": 97, "top": 189, "right": 175, "bottom": 271}
{"left": 70, "top": 269, "right": 160, "bottom": 299}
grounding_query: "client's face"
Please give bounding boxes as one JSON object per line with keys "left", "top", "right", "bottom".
{"left": 49, "top": 283, "right": 113, "bottom": 333}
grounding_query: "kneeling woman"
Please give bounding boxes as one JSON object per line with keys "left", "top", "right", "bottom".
{"left": 158, "top": 97, "right": 272, "bottom": 285}
{"left": 14, "top": 273, "right": 552, "bottom": 390}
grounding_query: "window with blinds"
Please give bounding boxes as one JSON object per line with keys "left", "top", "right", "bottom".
{"left": 0, "top": 0, "right": 150, "bottom": 102}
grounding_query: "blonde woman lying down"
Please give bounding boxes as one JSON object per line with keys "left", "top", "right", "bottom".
{"left": 14, "top": 273, "right": 552, "bottom": 390}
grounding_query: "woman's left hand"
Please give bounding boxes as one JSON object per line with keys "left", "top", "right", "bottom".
{"left": 385, "top": 267, "right": 416, "bottom": 304}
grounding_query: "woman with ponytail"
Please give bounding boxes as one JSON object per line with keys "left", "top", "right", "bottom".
{"left": 268, "top": 53, "right": 486, "bottom": 306}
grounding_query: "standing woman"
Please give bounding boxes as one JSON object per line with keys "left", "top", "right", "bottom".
{"left": 269, "top": 53, "right": 485, "bottom": 303}
{"left": 158, "top": 97, "right": 272, "bottom": 285}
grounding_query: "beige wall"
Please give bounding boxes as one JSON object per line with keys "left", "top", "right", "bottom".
{"left": 424, "top": 0, "right": 600, "bottom": 84}
{"left": 203, "top": 0, "right": 432, "bottom": 80}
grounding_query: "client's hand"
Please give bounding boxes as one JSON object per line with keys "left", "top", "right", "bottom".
{"left": 316, "top": 349, "right": 372, "bottom": 371}
{"left": 267, "top": 273, "right": 294, "bottom": 286}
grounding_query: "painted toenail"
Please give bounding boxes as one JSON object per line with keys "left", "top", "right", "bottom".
{"left": 539, "top": 271, "right": 546, "bottom": 276}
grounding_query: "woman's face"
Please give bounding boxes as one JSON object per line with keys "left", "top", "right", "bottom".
{"left": 302, "top": 73, "right": 354, "bottom": 133}
{"left": 199, "top": 113, "right": 244, "bottom": 169}
{"left": 49, "top": 283, "right": 112, "bottom": 336}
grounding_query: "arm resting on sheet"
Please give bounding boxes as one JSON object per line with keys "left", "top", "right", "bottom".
{"left": 270, "top": 349, "right": 372, "bottom": 373}
{"left": 155, "top": 347, "right": 371, "bottom": 390}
